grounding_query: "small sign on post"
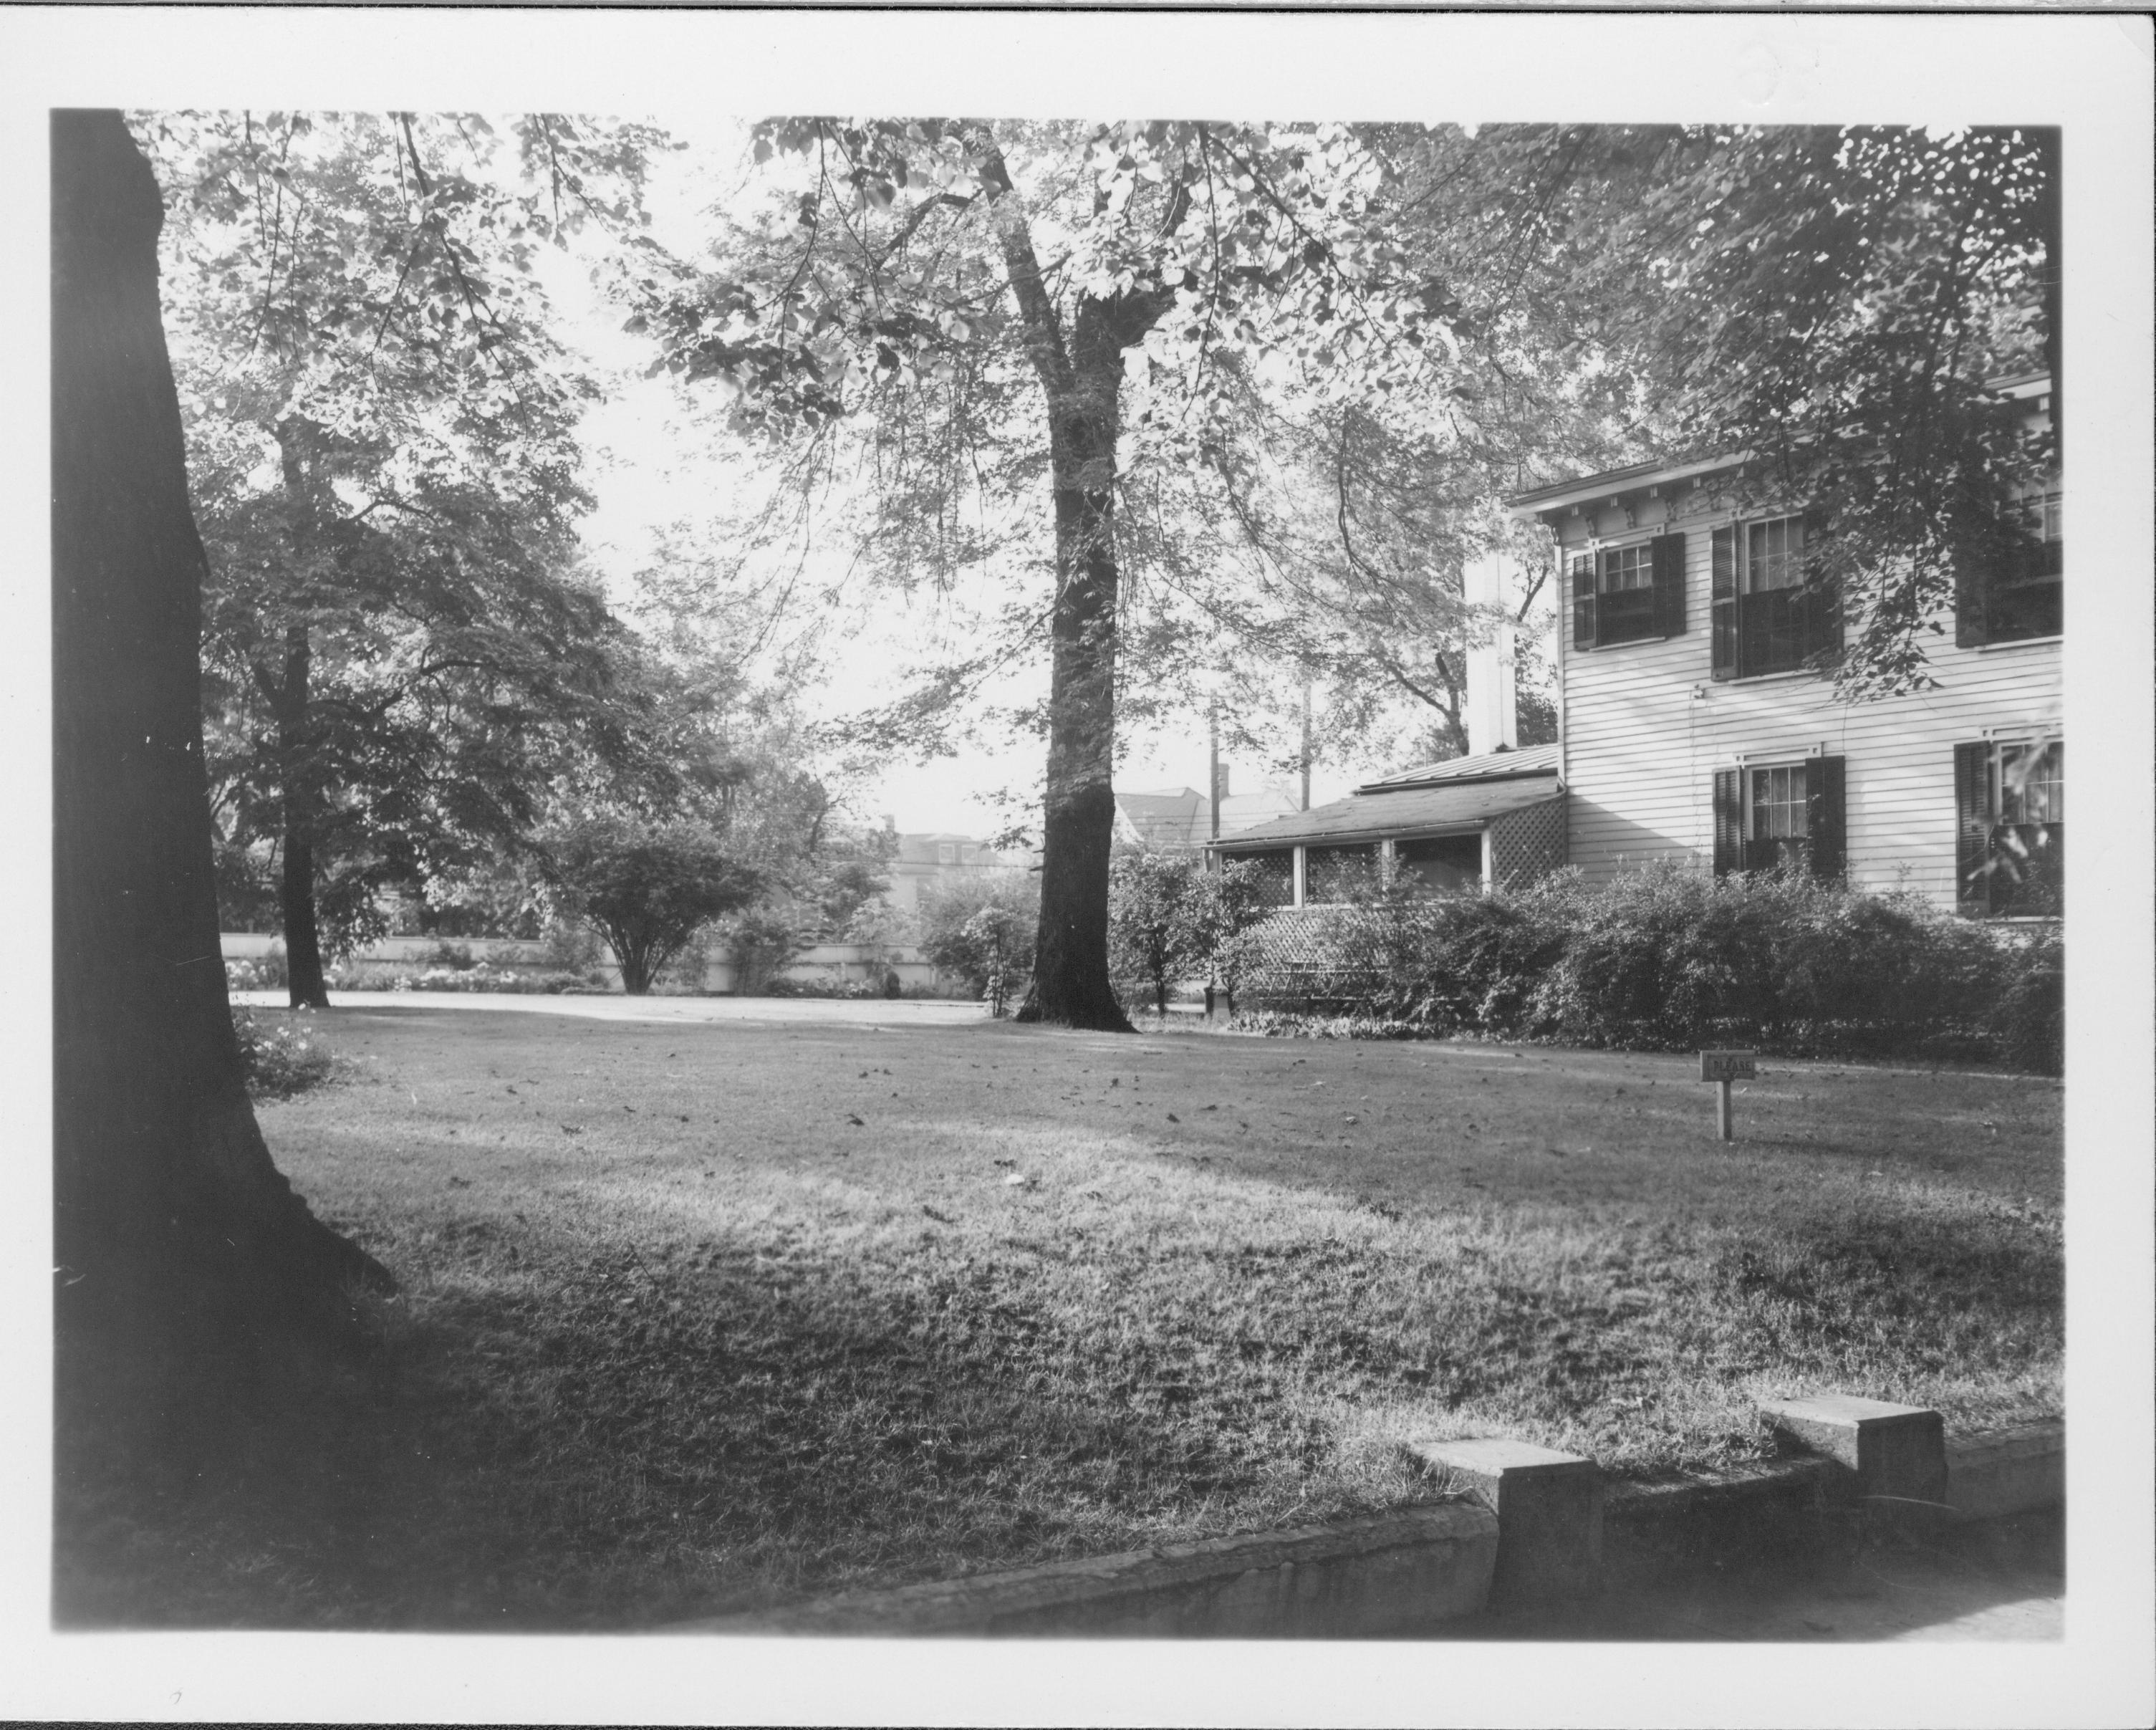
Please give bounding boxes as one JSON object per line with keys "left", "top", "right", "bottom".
{"left": 1699, "top": 1049, "right": 1758, "bottom": 1141}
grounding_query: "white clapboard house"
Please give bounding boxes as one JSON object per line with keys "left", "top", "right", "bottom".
{"left": 1508, "top": 372, "right": 2061, "bottom": 918}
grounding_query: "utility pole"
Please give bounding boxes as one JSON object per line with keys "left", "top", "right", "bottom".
{"left": 1208, "top": 696, "right": 1221, "bottom": 845}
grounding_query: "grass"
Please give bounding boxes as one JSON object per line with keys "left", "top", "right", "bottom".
{"left": 57, "top": 1003, "right": 2063, "bottom": 1629}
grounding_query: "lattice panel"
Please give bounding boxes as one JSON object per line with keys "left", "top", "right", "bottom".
{"left": 1488, "top": 795, "right": 1567, "bottom": 885}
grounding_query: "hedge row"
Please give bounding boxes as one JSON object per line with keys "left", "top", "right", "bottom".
{"left": 1234, "top": 864, "right": 2062, "bottom": 1072}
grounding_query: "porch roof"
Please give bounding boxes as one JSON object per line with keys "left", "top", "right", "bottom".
{"left": 1209, "top": 772, "right": 1561, "bottom": 851}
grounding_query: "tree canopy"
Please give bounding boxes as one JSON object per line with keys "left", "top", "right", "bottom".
{"left": 622, "top": 118, "right": 1466, "bottom": 1024}
{"left": 142, "top": 111, "right": 670, "bottom": 1003}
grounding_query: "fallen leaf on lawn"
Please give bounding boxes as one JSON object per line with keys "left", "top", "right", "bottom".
{"left": 922, "top": 1206, "right": 955, "bottom": 1224}
{"left": 845, "top": 1113, "right": 865, "bottom": 1126}
{"left": 561, "top": 1124, "right": 583, "bottom": 1135}
{"left": 1343, "top": 1115, "right": 1358, "bottom": 1125}
{"left": 1166, "top": 1113, "right": 1180, "bottom": 1123}
{"left": 1004, "top": 1172, "right": 1030, "bottom": 1187}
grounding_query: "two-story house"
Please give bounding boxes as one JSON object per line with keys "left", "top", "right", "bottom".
{"left": 1508, "top": 373, "right": 2061, "bottom": 918}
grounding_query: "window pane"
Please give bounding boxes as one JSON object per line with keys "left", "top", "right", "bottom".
{"left": 1395, "top": 834, "right": 1483, "bottom": 897}
{"left": 1744, "top": 515, "right": 1805, "bottom": 592}
{"left": 1741, "top": 587, "right": 1806, "bottom": 674}
{"left": 1750, "top": 764, "right": 1809, "bottom": 839}
{"left": 1601, "top": 544, "right": 1653, "bottom": 593}
{"left": 1306, "top": 845, "right": 1379, "bottom": 905}
{"left": 2001, "top": 742, "right": 2064, "bottom": 825}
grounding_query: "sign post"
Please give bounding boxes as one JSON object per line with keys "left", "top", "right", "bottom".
{"left": 1698, "top": 1049, "right": 1757, "bottom": 1141}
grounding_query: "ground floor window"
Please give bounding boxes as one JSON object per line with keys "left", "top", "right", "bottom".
{"left": 1392, "top": 833, "right": 1483, "bottom": 897}
{"left": 1958, "top": 739, "right": 2062, "bottom": 916}
{"left": 1713, "top": 755, "right": 1845, "bottom": 880}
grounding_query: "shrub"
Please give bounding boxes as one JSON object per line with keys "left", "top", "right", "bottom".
{"left": 223, "top": 945, "right": 289, "bottom": 993}
{"left": 1107, "top": 851, "right": 1211, "bottom": 1017}
{"left": 918, "top": 872, "right": 1039, "bottom": 1001}
{"left": 721, "top": 907, "right": 807, "bottom": 996}
{"left": 231, "top": 1007, "right": 337, "bottom": 1098}
{"left": 1227, "top": 861, "right": 2061, "bottom": 1071}
{"left": 1201, "top": 857, "right": 1274, "bottom": 1012}
{"left": 544, "top": 820, "right": 763, "bottom": 996}
{"left": 395, "top": 963, "right": 599, "bottom": 995}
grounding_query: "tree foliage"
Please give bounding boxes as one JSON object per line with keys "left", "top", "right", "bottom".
{"left": 1476, "top": 123, "right": 2056, "bottom": 695}
{"left": 141, "top": 110, "right": 667, "bottom": 1003}
{"left": 623, "top": 117, "right": 1463, "bottom": 1027}
{"left": 544, "top": 818, "right": 762, "bottom": 994}
{"left": 917, "top": 870, "right": 1040, "bottom": 1006}
{"left": 1107, "top": 850, "right": 1212, "bottom": 1017}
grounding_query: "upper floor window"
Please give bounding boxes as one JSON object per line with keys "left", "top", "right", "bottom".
{"left": 1710, "top": 514, "right": 1840, "bottom": 680}
{"left": 1569, "top": 532, "right": 1686, "bottom": 651}
{"left": 937, "top": 842, "right": 957, "bottom": 865}
{"left": 1960, "top": 489, "right": 2062, "bottom": 647}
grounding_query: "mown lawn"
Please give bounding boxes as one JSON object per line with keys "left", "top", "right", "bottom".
{"left": 57, "top": 1004, "right": 2063, "bottom": 1629}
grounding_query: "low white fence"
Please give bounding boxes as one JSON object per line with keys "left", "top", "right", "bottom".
{"left": 221, "top": 933, "right": 953, "bottom": 996}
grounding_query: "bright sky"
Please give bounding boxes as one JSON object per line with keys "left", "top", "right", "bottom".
{"left": 536, "top": 122, "right": 1364, "bottom": 839}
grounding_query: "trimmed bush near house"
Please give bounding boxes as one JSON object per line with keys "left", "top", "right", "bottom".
{"left": 1231, "top": 863, "right": 2061, "bottom": 1072}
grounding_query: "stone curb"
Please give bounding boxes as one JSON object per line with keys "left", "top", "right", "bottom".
{"left": 1946, "top": 1420, "right": 2064, "bottom": 1522}
{"left": 665, "top": 1502, "right": 1498, "bottom": 1639}
{"left": 665, "top": 1418, "right": 2061, "bottom": 1637}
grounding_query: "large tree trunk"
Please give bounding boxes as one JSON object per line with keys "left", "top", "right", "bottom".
{"left": 970, "top": 137, "right": 1148, "bottom": 1032}
{"left": 52, "top": 110, "right": 388, "bottom": 1453}
{"left": 1016, "top": 314, "right": 1135, "bottom": 1031}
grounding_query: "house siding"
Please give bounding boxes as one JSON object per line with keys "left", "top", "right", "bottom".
{"left": 1550, "top": 484, "right": 2061, "bottom": 910}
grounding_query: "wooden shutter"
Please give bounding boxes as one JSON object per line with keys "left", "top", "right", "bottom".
{"left": 1571, "top": 554, "right": 1597, "bottom": 653}
{"left": 1650, "top": 532, "right": 1687, "bottom": 638}
{"left": 1806, "top": 755, "right": 1847, "bottom": 881}
{"left": 1710, "top": 526, "right": 1738, "bottom": 679}
{"left": 1953, "top": 741, "right": 1993, "bottom": 916}
{"left": 1712, "top": 768, "right": 1743, "bottom": 878}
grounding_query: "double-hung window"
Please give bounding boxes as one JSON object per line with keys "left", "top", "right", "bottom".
{"left": 1569, "top": 532, "right": 1686, "bottom": 650}
{"left": 1713, "top": 756, "right": 1846, "bottom": 880}
{"left": 1955, "top": 739, "right": 2063, "bottom": 916}
{"left": 1710, "top": 514, "right": 1839, "bottom": 679}
{"left": 1960, "top": 489, "right": 2062, "bottom": 646}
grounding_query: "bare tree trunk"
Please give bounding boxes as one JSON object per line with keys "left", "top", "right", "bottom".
{"left": 52, "top": 111, "right": 388, "bottom": 1456}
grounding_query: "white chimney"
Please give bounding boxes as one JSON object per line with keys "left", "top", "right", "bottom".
{"left": 1462, "top": 550, "right": 1518, "bottom": 757}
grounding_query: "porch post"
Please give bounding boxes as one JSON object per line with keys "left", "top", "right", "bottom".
{"left": 1292, "top": 845, "right": 1307, "bottom": 908}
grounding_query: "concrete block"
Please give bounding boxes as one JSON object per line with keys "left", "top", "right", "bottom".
{"left": 1760, "top": 1395, "right": 1948, "bottom": 1512}
{"left": 1946, "top": 1422, "right": 2064, "bottom": 1522}
{"left": 1409, "top": 1436, "right": 1603, "bottom": 1603}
